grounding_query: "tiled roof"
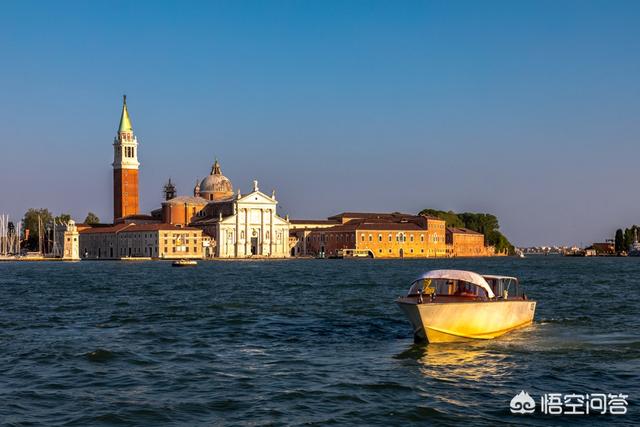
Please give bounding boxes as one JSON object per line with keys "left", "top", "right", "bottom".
{"left": 190, "top": 217, "right": 222, "bottom": 225}
{"left": 162, "top": 195, "right": 209, "bottom": 205}
{"left": 289, "top": 219, "right": 340, "bottom": 225}
{"left": 447, "top": 227, "right": 483, "bottom": 235}
{"left": 80, "top": 223, "right": 201, "bottom": 234}
{"left": 422, "top": 214, "right": 445, "bottom": 221}
{"left": 357, "top": 222, "right": 424, "bottom": 231}
{"left": 327, "top": 212, "right": 415, "bottom": 220}
{"left": 324, "top": 218, "right": 426, "bottom": 232}
{"left": 118, "top": 214, "right": 156, "bottom": 220}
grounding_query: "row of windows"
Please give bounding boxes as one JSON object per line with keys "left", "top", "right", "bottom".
{"left": 164, "top": 247, "right": 199, "bottom": 253}
{"left": 84, "top": 245, "right": 202, "bottom": 257}
{"left": 164, "top": 238, "right": 195, "bottom": 245}
{"left": 225, "top": 230, "right": 279, "bottom": 241}
{"left": 122, "top": 233, "right": 158, "bottom": 239}
{"left": 119, "top": 246, "right": 159, "bottom": 256}
{"left": 358, "top": 233, "right": 425, "bottom": 243}
{"left": 327, "top": 233, "right": 432, "bottom": 242}
{"left": 377, "top": 248, "right": 425, "bottom": 254}
{"left": 306, "top": 232, "right": 445, "bottom": 244}
{"left": 163, "top": 233, "right": 199, "bottom": 238}
{"left": 117, "top": 146, "right": 136, "bottom": 158}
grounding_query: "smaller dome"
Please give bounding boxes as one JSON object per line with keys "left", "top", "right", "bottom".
{"left": 199, "top": 159, "right": 234, "bottom": 201}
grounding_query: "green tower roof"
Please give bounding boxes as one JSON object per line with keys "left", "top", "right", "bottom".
{"left": 118, "top": 94, "right": 133, "bottom": 132}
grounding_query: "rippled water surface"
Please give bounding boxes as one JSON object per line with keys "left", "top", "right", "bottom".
{"left": 1, "top": 257, "right": 639, "bottom": 426}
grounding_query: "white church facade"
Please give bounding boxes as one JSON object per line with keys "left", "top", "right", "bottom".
{"left": 213, "top": 182, "right": 290, "bottom": 258}
{"left": 185, "top": 179, "right": 291, "bottom": 259}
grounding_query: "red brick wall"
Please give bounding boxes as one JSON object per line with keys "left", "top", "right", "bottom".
{"left": 113, "top": 169, "right": 139, "bottom": 221}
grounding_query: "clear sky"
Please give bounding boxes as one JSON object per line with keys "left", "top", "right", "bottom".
{"left": 1, "top": 0, "right": 639, "bottom": 246}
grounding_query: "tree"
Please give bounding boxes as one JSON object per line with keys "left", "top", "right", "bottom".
{"left": 418, "top": 208, "right": 515, "bottom": 255}
{"left": 418, "top": 209, "right": 464, "bottom": 227}
{"left": 624, "top": 228, "right": 634, "bottom": 251}
{"left": 22, "top": 208, "right": 53, "bottom": 250}
{"left": 615, "top": 229, "right": 625, "bottom": 253}
{"left": 55, "top": 213, "right": 72, "bottom": 224}
{"left": 84, "top": 212, "right": 100, "bottom": 225}
{"left": 487, "top": 229, "right": 515, "bottom": 255}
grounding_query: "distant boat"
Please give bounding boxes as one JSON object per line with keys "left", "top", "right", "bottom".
{"left": 172, "top": 259, "right": 198, "bottom": 267}
{"left": 396, "top": 270, "right": 536, "bottom": 343}
{"left": 335, "top": 249, "right": 371, "bottom": 259}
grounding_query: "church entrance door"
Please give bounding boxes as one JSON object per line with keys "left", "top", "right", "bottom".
{"left": 251, "top": 238, "right": 258, "bottom": 255}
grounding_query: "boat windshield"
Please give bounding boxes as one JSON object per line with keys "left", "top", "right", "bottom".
{"left": 483, "top": 276, "right": 522, "bottom": 298}
{"left": 408, "top": 278, "right": 489, "bottom": 299}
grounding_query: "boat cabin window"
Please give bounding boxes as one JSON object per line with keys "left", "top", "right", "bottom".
{"left": 408, "top": 279, "right": 488, "bottom": 299}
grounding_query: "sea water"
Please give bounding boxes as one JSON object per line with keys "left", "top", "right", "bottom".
{"left": 0, "top": 257, "right": 638, "bottom": 425}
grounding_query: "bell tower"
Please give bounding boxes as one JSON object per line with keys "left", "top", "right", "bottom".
{"left": 112, "top": 95, "right": 140, "bottom": 221}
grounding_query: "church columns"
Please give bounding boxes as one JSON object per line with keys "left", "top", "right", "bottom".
{"left": 260, "top": 208, "right": 266, "bottom": 256}
{"left": 270, "top": 209, "right": 274, "bottom": 257}
{"left": 216, "top": 223, "right": 221, "bottom": 257}
{"left": 245, "top": 208, "right": 250, "bottom": 256}
{"left": 235, "top": 206, "right": 240, "bottom": 257}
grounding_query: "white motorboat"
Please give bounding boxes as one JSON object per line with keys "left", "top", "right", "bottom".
{"left": 396, "top": 270, "right": 536, "bottom": 343}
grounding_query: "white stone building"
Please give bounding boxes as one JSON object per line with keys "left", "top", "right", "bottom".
{"left": 192, "top": 180, "right": 290, "bottom": 258}
{"left": 52, "top": 220, "right": 80, "bottom": 260}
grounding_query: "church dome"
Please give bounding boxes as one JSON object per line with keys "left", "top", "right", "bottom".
{"left": 199, "top": 159, "right": 234, "bottom": 201}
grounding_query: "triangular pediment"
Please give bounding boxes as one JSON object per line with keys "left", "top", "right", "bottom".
{"left": 237, "top": 190, "right": 277, "bottom": 205}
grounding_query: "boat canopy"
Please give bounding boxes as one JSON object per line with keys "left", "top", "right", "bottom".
{"left": 482, "top": 275, "right": 518, "bottom": 282}
{"left": 415, "top": 270, "right": 495, "bottom": 299}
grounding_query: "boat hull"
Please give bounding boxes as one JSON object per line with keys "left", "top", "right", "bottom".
{"left": 397, "top": 298, "right": 536, "bottom": 343}
{"left": 172, "top": 261, "right": 198, "bottom": 267}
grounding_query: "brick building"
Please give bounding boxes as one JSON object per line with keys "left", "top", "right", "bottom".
{"left": 79, "top": 223, "right": 204, "bottom": 259}
{"left": 292, "top": 212, "right": 449, "bottom": 258}
{"left": 446, "top": 227, "right": 494, "bottom": 257}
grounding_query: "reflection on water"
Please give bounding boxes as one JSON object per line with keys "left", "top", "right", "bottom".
{"left": 396, "top": 324, "right": 538, "bottom": 383}
{"left": 397, "top": 341, "right": 513, "bottom": 383}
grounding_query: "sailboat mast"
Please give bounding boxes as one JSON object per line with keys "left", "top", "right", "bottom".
{"left": 38, "top": 215, "right": 42, "bottom": 255}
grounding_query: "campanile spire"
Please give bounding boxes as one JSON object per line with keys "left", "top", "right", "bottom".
{"left": 118, "top": 94, "right": 133, "bottom": 133}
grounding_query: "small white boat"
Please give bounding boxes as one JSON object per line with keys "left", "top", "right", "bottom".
{"left": 397, "top": 270, "right": 536, "bottom": 343}
{"left": 172, "top": 259, "right": 198, "bottom": 267}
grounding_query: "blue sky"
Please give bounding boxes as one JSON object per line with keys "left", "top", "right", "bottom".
{"left": 1, "top": 0, "right": 639, "bottom": 246}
